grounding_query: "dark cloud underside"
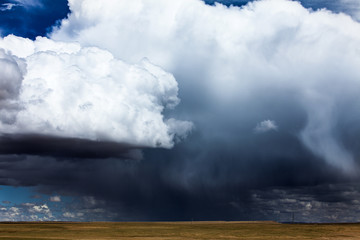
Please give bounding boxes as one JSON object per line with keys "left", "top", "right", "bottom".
{"left": 0, "top": 134, "right": 142, "bottom": 159}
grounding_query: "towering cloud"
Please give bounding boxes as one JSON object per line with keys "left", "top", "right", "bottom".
{"left": 0, "top": 35, "right": 192, "bottom": 149}
{"left": 51, "top": 0, "right": 360, "bottom": 172}
{"left": 1, "top": 0, "right": 360, "bottom": 221}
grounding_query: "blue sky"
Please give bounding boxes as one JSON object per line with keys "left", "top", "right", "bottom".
{"left": 0, "top": 0, "right": 69, "bottom": 39}
{"left": 0, "top": 186, "right": 35, "bottom": 204}
{"left": 1, "top": 0, "right": 360, "bottom": 222}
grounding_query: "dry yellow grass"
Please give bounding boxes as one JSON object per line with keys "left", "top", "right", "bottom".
{"left": 1, "top": 221, "right": 360, "bottom": 240}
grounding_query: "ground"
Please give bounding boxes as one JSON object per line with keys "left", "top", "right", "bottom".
{"left": 1, "top": 221, "right": 360, "bottom": 239}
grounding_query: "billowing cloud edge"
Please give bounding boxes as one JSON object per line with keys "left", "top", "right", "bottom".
{"left": 0, "top": 35, "right": 193, "bottom": 149}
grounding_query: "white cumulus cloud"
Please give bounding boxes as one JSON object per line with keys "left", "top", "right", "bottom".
{"left": 0, "top": 3, "right": 19, "bottom": 11}
{"left": 0, "top": 35, "right": 192, "bottom": 148}
{"left": 255, "top": 120, "right": 278, "bottom": 133}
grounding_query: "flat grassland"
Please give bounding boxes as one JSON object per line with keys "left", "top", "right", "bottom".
{"left": 1, "top": 221, "right": 360, "bottom": 240}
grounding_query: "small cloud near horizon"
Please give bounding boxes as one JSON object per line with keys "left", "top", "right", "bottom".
{"left": 49, "top": 196, "right": 61, "bottom": 202}
{"left": 254, "top": 120, "right": 278, "bottom": 133}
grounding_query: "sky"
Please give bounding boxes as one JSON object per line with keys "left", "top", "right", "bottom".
{"left": 1, "top": 0, "right": 360, "bottom": 222}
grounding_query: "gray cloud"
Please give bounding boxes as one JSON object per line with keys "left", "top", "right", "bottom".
{"left": 250, "top": 183, "right": 360, "bottom": 222}
{"left": 51, "top": 0, "right": 360, "bottom": 172}
{"left": 0, "top": 49, "right": 25, "bottom": 101}
{"left": 206, "top": 0, "right": 360, "bottom": 21}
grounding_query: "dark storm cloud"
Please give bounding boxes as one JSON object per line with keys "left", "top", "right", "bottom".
{"left": 0, "top": 134, "right": 142, "bottom": 159}
{"left": 0, "top": 101, "right": 359, "bottom": 221}
{"left": 251, "top": 183, "right": 360, "bottom": 222}
{"left": 1, "top": 0, "right": 360, "bottom": 222}
{"left": 0, "top": 125, "right": 355, "bottom": 221}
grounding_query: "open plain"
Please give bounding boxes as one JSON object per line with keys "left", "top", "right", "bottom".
{"left": 1, "top": 221, "right": 360, "bottom": 240}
